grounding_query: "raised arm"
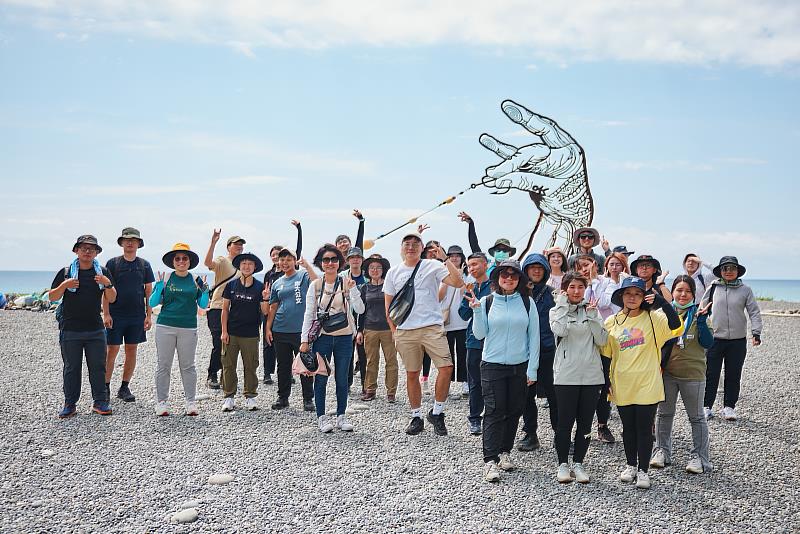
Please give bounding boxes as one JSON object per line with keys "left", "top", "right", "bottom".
{"left": 459, "top": 212, "right": 482, "bottom": 253}
{"left": 354, "top": 209, "right": 365, "bottom": 250}
{"left": 291, "top": 220, "right": 303, "bottom": 259}
{"left": 204, "top": 228, "right": 221, "bottom": 270}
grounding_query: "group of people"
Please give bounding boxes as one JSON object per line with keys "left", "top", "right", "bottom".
{"left": 48, "top": 213, "right": 764, "bottom": 488}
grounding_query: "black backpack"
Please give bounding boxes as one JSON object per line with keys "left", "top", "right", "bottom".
{"left": 484, "top": 293, "right": 531, "bottom": 316}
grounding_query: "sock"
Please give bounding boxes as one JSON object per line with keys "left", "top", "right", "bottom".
{"left": 432, "top": 400, "right": 445, "bottom": 415}
{"left": 410, "top": 407, "right": 422, "bottom": 418}
{"left": 121, "top": 381, "right": 129, "bottom": 388}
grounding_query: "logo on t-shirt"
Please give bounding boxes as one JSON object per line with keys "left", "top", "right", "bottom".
{"left": 618, "top": 327, "right": 645, "bottom": 351}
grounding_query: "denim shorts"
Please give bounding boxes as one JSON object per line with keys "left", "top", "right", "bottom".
{"left": 106, "top": 316, "right": 147, "bottom": 345}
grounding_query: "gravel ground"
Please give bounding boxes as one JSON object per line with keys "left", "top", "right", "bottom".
{"left": 1, "top": 302, "right": 798, "bottom": 533}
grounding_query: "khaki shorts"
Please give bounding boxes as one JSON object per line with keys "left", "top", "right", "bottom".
{"left": 394, "top": 325, "right": 453, "bottom": 372}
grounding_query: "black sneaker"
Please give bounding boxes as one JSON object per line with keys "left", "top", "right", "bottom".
{"left": 271, "top": 398, "right": 289, "bottom": 410}
{"left": 117, "top": 384, "right": 136, "bottom": 402}
{"left": 303, "top": 399, "right": 315, "bottom": 412}
{"left": 207, "top": 374, "right": 220, "bottom": 390}
{"left": 517, "top": 433, "right": 541, "bottom": 451}
{"left": 468, "top": 420, "right": 482, "bottom": 435}
{"left": 263, "top": 374, "right": 274, "bottom": 385}
{"left": 597, "top": 425, "right": 616, "bottom": 443}
{"left": 405, "top": 416, "right": 424, "bottom": 435}
{"left": 426, "top": 410, "right": 448, "bottom": 436}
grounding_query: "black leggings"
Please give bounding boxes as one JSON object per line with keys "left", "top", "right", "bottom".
{"left": 446, "top": 329, "right": 467, "bottom": 382}
{"left": 617, "top": 403, "right": 658, "bottom": 472}
{"left": 595, "top": 356, "right": 612, "bottom": 425}
{"left": 348, "top": 339, "right": 367, "bottom": 390}
{"left": 554, "top": 385, "right": 602, "bottom": 464}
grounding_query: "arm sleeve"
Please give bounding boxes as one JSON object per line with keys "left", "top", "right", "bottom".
{"left": 744, "top": 287, "right": 762, "bottom": 336}
{"left": 526, "top": 298, "right": 541, "bottom": 382}
{"left": 696, "top": 314, "right": 714, "bottom": 349}
{"left": 548, "top": 294, "right": 570, "bottom": 337}
{"left": 355, "top": 218, "right": 364, "bottom": 250}
{"left": 295, "top": 223, "right": 303, "bottom": 259}
{"left": 654, "top": 293, "right": 681, "bottom": 330}
{"left": 587, "top": 308, "right": 609, "bottom": 347}
{"left": 149, "top": 281, "right": 164, "bottom": 307}
{"left": 300, "top": 282, "right": 318, "bottom": 343}
{"left": 467, "top": 219, "right": 481, "bottom": 253}
{"left": 471, "top": 299, "right": 488, "bottom": 340}
{"left": 458, "top": 296, "right": 473, "bottom": 321}
{"left": 349, "top": 285, "right": 365, "bottom": 315}
{"left": 196, "top": 287, "right": 209, "bottom": 309}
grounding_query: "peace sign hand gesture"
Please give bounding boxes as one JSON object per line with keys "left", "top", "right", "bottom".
{"left": 466, "top": 291, "right": 481, "bottom": 309}
{"left": 157, "top": 271, "right": 166, "bottom": 283}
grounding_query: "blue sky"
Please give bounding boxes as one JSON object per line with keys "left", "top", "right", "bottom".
{"left": 1, "top": 1, "right": 798, "bottom": 278}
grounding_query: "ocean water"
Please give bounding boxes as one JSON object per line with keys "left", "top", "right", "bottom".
{"left": 2, "top": 270, "right": 800, "bottom": 302}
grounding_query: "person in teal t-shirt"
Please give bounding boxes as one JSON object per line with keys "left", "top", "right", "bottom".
{"left": 148, "top": 243, "right": 209, "bottom": 417}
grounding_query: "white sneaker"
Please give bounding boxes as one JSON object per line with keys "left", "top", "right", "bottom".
{"left": 557, "top": 463, "right": 574, "bottom": 483}
{"left": 620, "top": 465, "right": 637, "bottom": 483}
{"left": 318, "top": 415, "right": 334, "bottom": 433}
{"left": 185, "top": 402, "right": 198, "bottom": 416}
{"left": 686, "top": 456, "right": 704, "bottom": 474}
{"left": 498, "top": 452, "right": 515, "bottom": 471}
{"left": 721, "top": 406, "right": 737, "bottom": 421}
{"left": 336, "top": 414, "right": 354, "bottom": 432}
{"left": 573, "top": 463, "right": 590, "bottom": 483}
{"left": 245, "top": 397, "right": 258, "bottom": 411}
{"left": 635, "top": 470, "right": 651, "bottom": 489}
{"left": 703, "top": 407, "right": 714, "bottom": 419}
{"left": 221, "top": 397, "right": 235, "bottom": 412}
{"left": 461, "top": 382, "right": 469, "bottom": 397}
{"left": 650, "top": 448, "right": 667, "bottom": 468}
{"left": 154, "top": 401, "right": 169, "bottom": 417}
{"left": 484, "top": 461, "right": 501, "bottom": 483}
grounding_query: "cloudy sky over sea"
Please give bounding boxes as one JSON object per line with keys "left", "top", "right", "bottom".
{"left": 1, "top": 1, "right": 797, "bottom": 278}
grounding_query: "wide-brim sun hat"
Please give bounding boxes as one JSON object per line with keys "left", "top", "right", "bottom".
{"left": 446, "top": 245, "right": 466, "bottom": 263}
{"left": 489, "top": 259, "right": 529, "bottom": 288}
{"left": 629, "top": 254, "right": 662, "bottom": 276}
{"left": 712, "top": 256, "right": 746, "bottom": 278}
{"left": 72, "top": 234, "right": 102, "bottom": 254}
{"left": 162, "top": 243, "right": 200, "bottom": 270}
{"left": 363, "top": 256, "right": 391, "bottom": 277}
{"left": 572, "top": 227, "right": 600, "bottom": 247}
{"left": 488, "top": 238, "right": 517, "bottom": 257}
{"left": 117, "top": 227, "right": 144, "bottom": 248}
{"left": 232, "top": 252, "right": 264, "bottom": 274}
{"left": 611, "top": 276, "right": 647, "bottom": 308}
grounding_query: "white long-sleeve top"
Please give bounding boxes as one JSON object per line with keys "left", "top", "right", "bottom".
{"left": 301, "top": 277, "right": 364, "bottom": 342}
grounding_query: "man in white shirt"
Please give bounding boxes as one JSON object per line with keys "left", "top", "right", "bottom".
{"left": 384, "top": 232, "right": 465, "bottom": 436}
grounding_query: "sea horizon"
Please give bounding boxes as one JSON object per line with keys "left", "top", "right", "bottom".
{"left": 3, "top": 269, "right": 800, "bottom": 302}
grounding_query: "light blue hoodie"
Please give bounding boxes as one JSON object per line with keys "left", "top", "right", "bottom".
{"left": 471, "top": 291, "right": 540, "bottom": 381}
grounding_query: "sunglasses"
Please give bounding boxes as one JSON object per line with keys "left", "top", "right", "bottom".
{"left": 321, "top": 256, "right": 340, "bottom": 264}
{"left": 578, "top": 234, "right": 595, "bottom": 239}
{"left": 499, "top": 270, "right": 520, "bottom": 280}
{"left": 77, "top": 246, "right": 98, "bottom": 253}
{"left": 174, "top": 255, "right": 190, "bottom": 262}
{"left": 637, "top": 263, "right": 654, "bottom": 269}
{"left": 721, "top": 265, "right": 738, "bottom": 272}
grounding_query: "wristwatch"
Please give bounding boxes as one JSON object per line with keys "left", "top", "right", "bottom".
{"left": 103, "top": 283, "right": 114, "bottom": 289}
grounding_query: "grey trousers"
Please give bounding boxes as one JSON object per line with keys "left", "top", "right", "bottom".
{"left": 655, "top": 372, "right": 713, "bottom": 472}
{"left": 155, "top": 324, "right": 198, "bottom": 403}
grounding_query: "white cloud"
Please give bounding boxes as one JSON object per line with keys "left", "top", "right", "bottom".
{"left": 6, "top": 1, "right": 800, "bottom": 67}
{"left": 215, "top": 175, "right": 288, "bottom": 186}
{"left": 78, "top": 185, "right": 198, "bottom": 195}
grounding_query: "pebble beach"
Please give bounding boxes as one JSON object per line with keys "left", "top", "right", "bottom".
{"left": 1, "top": 302, "right": 798, "bottom": 533}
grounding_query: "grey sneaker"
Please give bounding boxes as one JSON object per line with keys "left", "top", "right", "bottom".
{"left": 484, "top": 461, "right": 501, "bottom": 483}
{"left": 620, "top": 465, "right": 637, "bottom": 483}
{"left": 318, "top": 415, "right": 334, "bottom": 433}
{"left": 336, "top": 414, "right": 354, "bottom": 432}
{"left": 635, "top": 470, "right": 651, "bottom": 489}
{"left": 573, "top": 463, "right": 590, "bottom": 483}
{"left": 686, "top": 456, "right": 704, "bottom": 474}
{"left": 498, "top": 452, "right": 515, "bottom": 471}
{"left": 557, "top": 463, "right": 573, "bottom": 483}
{"left": 650, "top": 448, "right": 667, "bottom": 468}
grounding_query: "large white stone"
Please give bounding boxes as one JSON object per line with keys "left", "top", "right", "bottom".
{"left": 40, "top": 449, "right": 55, "bottom": 458}
{"left": 170, "top": 508, "right": 198, "bottom": 523}
{"left": 208, "top": 473, "right": 234, "bottom": 485}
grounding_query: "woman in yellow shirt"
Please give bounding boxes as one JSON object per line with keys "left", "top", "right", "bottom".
{"left": 601, "top": 277, "right": 682, "bottom": 489}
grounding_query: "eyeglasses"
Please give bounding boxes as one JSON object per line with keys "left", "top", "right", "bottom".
{"left": 77, "top": 246, "right": 97, "bottom": 253}
{"left": 321, "top": 256, "right": 340, "bottom": 264}
{"left": 637, "top": 263, "right": 654, "bottom": 270}
{"left": 721, "top": 265, "right": 738, "bottom": 272}
{"left": 578, "top": 234, "right": 594, "bottom": 239}
{"left": 499, "top": 270, "right": 520, "bottom": 280}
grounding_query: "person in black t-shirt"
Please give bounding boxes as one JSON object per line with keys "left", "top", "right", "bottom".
{"left": 48, "top": 235, "right": 117, "bottom": 419}
{"left": 221, "top": 253, "right": 269, "bottom": 411}
{"left": 102, "top": 227, "right": 155, "bottom": 403}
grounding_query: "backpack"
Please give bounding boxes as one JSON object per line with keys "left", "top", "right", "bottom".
{"left": 107, "top": 256, "right": 147, "bottom": 280}
{"left": 54, "top": 266, "right": 70, "bottom": 329}
{"left": 484, "top": 293, "right": 531, "bottom": 316}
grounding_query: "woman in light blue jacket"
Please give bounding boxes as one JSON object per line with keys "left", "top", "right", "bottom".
{"left": 468, "top": 259, "right": 540, "bottom": 483}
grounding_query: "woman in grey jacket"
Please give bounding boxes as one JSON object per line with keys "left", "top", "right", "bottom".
{"left": 549, "top": 272, "right": 608, "bottom": 484}
{"left": 700, "top": 256, "right": 763, "bottom": 421}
